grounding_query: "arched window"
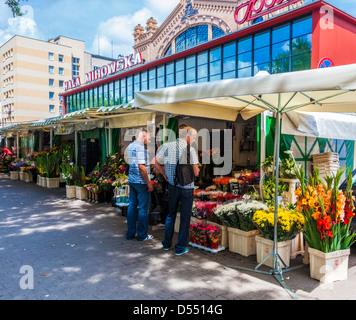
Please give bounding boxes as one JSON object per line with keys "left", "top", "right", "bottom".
{"left": 212, "top": 26, "right": 225, "bottom": 39}
{"left": 164, "top": 44, "right": 172, "bottom": 57}
{"left": 175, "top": 25, "right": 209, "bottom": 53}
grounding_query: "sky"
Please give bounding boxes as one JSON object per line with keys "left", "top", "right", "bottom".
{"left": 0, "top": 0, "right": 355, "bottom": 59}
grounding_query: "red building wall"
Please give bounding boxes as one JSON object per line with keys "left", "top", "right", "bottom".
{"left": 312, "top": 4, "right": 356, "bottom": 68}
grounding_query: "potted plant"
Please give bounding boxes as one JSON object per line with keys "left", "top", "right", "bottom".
{"left": 23, "top": 166, "right": 36, "bottom": 183}
{"left": 9, "top": 162, "right": 20, "bottom": 180}
{"left": 252, "top": 206, "right": 305, "bottom": 268}
{"left": 99, "top": 179, "right": 114, "bottom": 204}
{"left": 72, "top": 164, "right": 87, "bottom": 200}
{"left": 295, "top": 166, "right": 356, "bottom": 283}
{"left": 214, "top": 200, "right": 268, "bottom": 256}
{"left": 61, "top": 161, "right": 75, "bottom": 199}
{"left": 44, "top": 150, "right": 60, "bottom": 188}
{"left": 35, "top": 151, "right": 47, "bottom": 187}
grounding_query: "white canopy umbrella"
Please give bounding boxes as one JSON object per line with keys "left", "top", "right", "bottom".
{"left": 135, "top": 63, "right": 356, "bottom": 299}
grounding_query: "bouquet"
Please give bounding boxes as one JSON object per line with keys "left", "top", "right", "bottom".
{"left": 295, "top": 166, "right": 356, "bottom": 253}
{"left": 252, "top": 206, "right": 305, "bottom": 242}
{"left": 205, "top": 224, "right": 222, "bottom": 250}
{"left": 189, "top": 222, "right": 221, "bottom": 250}
{"left": 190, "top": 222, "right": 208, "bottom": 246}
{"left": 214, "top": 200, "right": 268, "bottom": 231}
{"left": 280, "top": 156, "right": 299, "bottom": 179}
{"left": 193, "top": 201, "right": 217, "bottom": 220}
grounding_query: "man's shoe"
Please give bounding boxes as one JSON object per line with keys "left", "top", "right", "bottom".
{"left": 175, "top": 248, "right": 189, "bottom": 256}
{"left": 138, "top": 235, "right": 154, "bottom": 241}
{"left": 162, "top": 247, "right": 170, "bottom": 251}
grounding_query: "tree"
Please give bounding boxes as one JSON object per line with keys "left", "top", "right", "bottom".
{"left": 5, "top": 0, "right": 28, "bottom": 17}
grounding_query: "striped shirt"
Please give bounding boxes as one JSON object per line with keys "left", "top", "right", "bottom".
{"left": 156, "top": 139, "right": 199, "bottom": 189}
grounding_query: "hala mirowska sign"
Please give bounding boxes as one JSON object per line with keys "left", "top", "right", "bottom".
{"left": 234, "top": 0, "right": 301, "bottom": 25}
{"left": 64, "top": 51, "right": 143, "bottom": 91}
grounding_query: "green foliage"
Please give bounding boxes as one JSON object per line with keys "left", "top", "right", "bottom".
{"left": 71, "top": 164, "right": 86, "bottom": 187}
{"left": 44, "top": 150, "right": 60, "bottom": 178}
{"left": 5, "top": 0, "right": 28, "bottom": 16}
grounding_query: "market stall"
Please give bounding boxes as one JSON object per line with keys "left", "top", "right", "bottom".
{"left": 135, "top": 63, "right": 356, "bottom": 298}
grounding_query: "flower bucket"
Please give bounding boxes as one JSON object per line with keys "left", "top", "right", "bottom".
{"left": 255, "top": 235, "right": 292, "bottom": 268}
{"left": 25, "top": 173, "right": 33, "bottom": 183}
{"left": 66, "top": 185, "right": 76, "bottom": 199}
{"left": 228, "top": 227, "right": 260, "bottom": 257}
{"left": 76, "top": 186, "right": 88, "bottom": 200}
{"left": 46, "top": 177, "right": 60, "bottom": 189}
{"left": 10, "top": 171, "right": 19, "bottom": 180}
{"left": 308, "top": 247, "right": 350, "bottom": 283}
{"left": 19, "top": 172, "right": 25, "bottom": 181}
{"left": 209, "top": 221, "right": 228, "bottom": 248}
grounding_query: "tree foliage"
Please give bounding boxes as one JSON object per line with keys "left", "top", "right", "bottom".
{"left": 5, "top": 0, "right": 28, "bottom": 17}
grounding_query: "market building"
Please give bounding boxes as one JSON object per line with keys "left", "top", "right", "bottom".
{"left": 59, "top": 0, "right": 356, "bottom": 174}
{"left": 0, "top": 35, "right": 115, "bottom": 127}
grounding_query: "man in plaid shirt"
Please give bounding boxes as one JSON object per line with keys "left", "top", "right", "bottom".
{"left": 152, "top": 126, "right": 200, "bottom": 256}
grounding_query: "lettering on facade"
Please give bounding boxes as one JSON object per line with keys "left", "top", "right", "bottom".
{"left": 234, "top": 0, "right": 301, "bottom": 25}
{"left": 64, "top": 51, "right": 143, "bottom": 91}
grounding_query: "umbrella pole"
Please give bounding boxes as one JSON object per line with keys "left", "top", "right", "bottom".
{"left": 227, "top": 110, "right": 304, "bottom": 300}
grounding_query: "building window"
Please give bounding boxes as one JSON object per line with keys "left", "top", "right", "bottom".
{"left": 120, "top": 78, "right": 127, "bottom": 104}
{"left": 141, "top": 71, "right": 148, "bottom": 91}
{"left": 237, "top": 37, "right": 252, "bottom": 78}
{"left": 197, "top": 51, "right": 208, "bottom": 83}
{"left": 108, "top": 82, "right": 114, "bottom": 106}
{"left": 166, "top": 62, "right": 174, "bottom": 87}
{"left": 185, "top": 55, "right": 196, "bottom": 84}
{"left": 157, "top": 66, "right": 165, "bottom": 88}
{"left": 114, "top": 80, "right": 120, "bottom": 104}
{"left": 209, "top": 47, "right": 222, "bottom": 81}
{"left": 127, "top": 76, "right": 133, "bottom": 102}
{"left": 72, "top": 65, "right": 79, "bottom": 77}
{"left": 93, "top": 87, "right": 98, "bottom": 108}
{"left": 49, "top": 52, "right": 54, "bottom": 61}
{"left": 59, "top": 67, "right": 64, "bottom": 75}
{"left": 59, "top": 80, "right": 64, "bottom": 88}
{"left": 175, "top": 59, "right": 185, "bottom": 86}
{"left": 223, "top": 42, "right": 236, "bottom": 79}
{"left": 49, "top": 79, "right": 54, "bottom": 86}
{"left": 164, "top": 44, "right": 172, "bottom": 57}
{"left": 72, "top": 57, "right": 80, "bottom": 64}
{"left": 59, "top": 55, "right": 63, "bottom": 62}
{"left": 134, "top": 74, "right": 140, "bottom": 94}
{"left": 49, "top": 105, "right": 55, "bottom": 113}
{"left": 148, "top": 68, "right": 156, "bottom": 90}
{"left": 212, "top": 26, "right": 225, "bottom": 40}
{"left": 49, "top": 66, "right": 54, "bottom": 74}
{"left": 49, "top": 92, "right": 54, "bottom": 99}
{"left": 176, "top": 25, "right": 209, "bottom": 53}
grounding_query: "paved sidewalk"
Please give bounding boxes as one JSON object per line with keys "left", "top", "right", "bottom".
{"left": 0, "top": 174, "right": 355, "bottom": 301}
